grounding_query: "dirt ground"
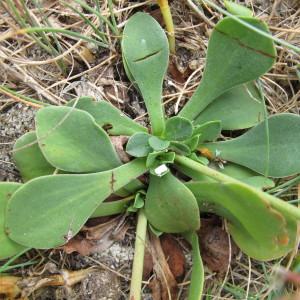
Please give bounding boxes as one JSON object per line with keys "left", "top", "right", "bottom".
{"left": 0, "top": 0, "right": 299, "bottom": 299}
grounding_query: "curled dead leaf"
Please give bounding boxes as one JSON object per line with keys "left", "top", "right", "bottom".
{"left": 0, "top": 268, "right": 94, "bottom": 300}
{"left": 62, "top": 216, "right": 129, "bottom": 255}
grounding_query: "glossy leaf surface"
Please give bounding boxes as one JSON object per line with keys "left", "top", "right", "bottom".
{"left": 195, "top": 83, "right": 265, "bottom": 130}
{"left": 145, "top": 173, "right": 200, "bottom": 233}
{"left": 179, "top": 17, "right": 276, "bottom": 120}
{"left": 201, "top": 114, "right": 300, "bottom": 177}
{"left": 13, "top": 132, "right": 55, "bottom": 182}
{"left": 6, "top": 159, "right": 147, "bottom": 249}
{"left": 0, "top": 183, "right": 26, "bottom": 259}
{"left": 69, "top": 97, "right": 146, "bottom": 136}
{"left": 187, "top": 182, "right": 297, "bottom": 260}
{"left": 122, "top": 12, "right": 169, "bottom": 135}
{"left": 36, "top": 106, "right": 121, "bottom": 173}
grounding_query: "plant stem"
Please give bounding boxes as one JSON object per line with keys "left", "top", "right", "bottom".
{"left": 91, "top": 195, "right": 134, "bottom": 218}
{"left": 175, "top": 155, "right": 300, "bottom": 220}
{"left": 129, "top": 209, "right": 148, "bottom": 300}
{"left": 157, "top": 0, "right": 176, "bottom": 54}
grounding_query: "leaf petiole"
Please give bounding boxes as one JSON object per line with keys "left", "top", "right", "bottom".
{"left": 175, "top": 155, "right": 300, "bottom": 220}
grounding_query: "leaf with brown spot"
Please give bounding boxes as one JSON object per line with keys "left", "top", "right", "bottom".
{"left": 187, "top": 182, "right": 297, "bottom": 261}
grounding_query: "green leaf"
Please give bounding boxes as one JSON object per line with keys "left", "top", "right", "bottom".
{"left": 242, "top": 176, "right": 274, "bottom": 189}
{"left": 148, "top": 136, "right": 170, "bottom": 151}
{"left": 0, "top": 183, "right": 26, "bottom": 259}
{"left": 183, "top": 232, "right": 204, "bottom": 300}
{"left": 127, "top": 192, "right": 145, "bottom": 213}
{"left": 201, "top": 114, "right": 300, "bottom": 177}
{"left": 6, "top": 159, "right": 147, "bottom": 249}
{"left": 122, "top": 13, "right": 169, "bottom": 135}
{"left": 185, "top": 135, "right": 201, "bottom": 151}
{"left": 179, "top": 17, "right": 276, "bottom": 120}
{"left": 146, "top": 151, "right": 175, "bottom": 168}
{"left": 91, "top": 197, "right": 134, "bottom": 218}
{"left": 220, "top": 163, "right": 274, "bottom": 189}
{"left": 193, "top": 121, "right": 221, "bottom": 143}
{"left": 36, "top": 106, "right": 121, "bottom": 173}
{"left": 194, "top": 83, "right": 265, "bottom": 130}
{"left": 13, "top": 131, "right": 55, "bottom": 182}
{"left": 187, "top": 182, "right": 297, "bottom": 260}
{"left": 126, "top": 132, "right": 152, "bottom": 157}
{"left": 165, "top": 116, "right": 193, "bottom": 141}
{"left": 169, "top": 141, "right": 191, "bottom": 156}
{"left": 224, "top": 1, "right": 253, "bottom": 17}
{"left": 145, "top": 173, "right": 200, "bottom": 233}
{"left": 69, "top": 97, "right": 147, "bottom": 136}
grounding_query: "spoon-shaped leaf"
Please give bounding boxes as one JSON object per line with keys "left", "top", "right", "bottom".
{"left": 200, "top": 114, "right": 300, "bottom": 177}
{"left": 6, "top": 159, "right": 147, "bottom": 249}
{"left": 145, "top": 173, "right": 200, "bottom": 233}
{"left": 13, "top": 131, "right": 55, "bottom": 182}
{"left": 179, "top": 17, "right": 276, "bottom": 120}
{"left": 122, "top": 12, "right": 169, "bottom": 135}
{"left": 69, "top": 97, "right": 147, "bottom": 136}
{"left": 194, "top": 83, "right": 265, "bottom": 130}
{"left": 36, "top": 106, "right": 121, "bottom": 173}
{"left": 187, "top": 182, "right": 297, "bottom": 260}
{"left": 0, "top": 183, "right": 26, "bottom": 259}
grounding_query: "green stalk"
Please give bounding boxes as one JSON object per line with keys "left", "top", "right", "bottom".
{"left": 0, "top": 86, "right": 47, "bottom": 108}
{"left": 16, "top": 27, "right": 108, "bottom": 48}
{"left": 107, "top": 0, "right": 119, "bottom": 36}
{"left": 91, "top": 195, "right": 134, "bottom": 218}
{"left": 129, "top": 209, "right": 148, "bottom": 300}
{"left": 183, "top": 232, "right": 204, "bottom": 300}
{"left": 61, "top": 1, "right": 107, "bottom": 44}
{"left": 158, "top": 0, "right": 176, "bottom": 54}
{"left": 175, "top": 155, "right": 300, "bottom": 220}
{"left": 73, "top": 0, "right": 119, "bottom": 36}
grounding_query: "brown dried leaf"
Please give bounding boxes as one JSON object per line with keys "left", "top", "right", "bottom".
{"left": 161, "top": 234, "right": 185, "bottom": 279}
{"left": 110, "top": 136, "right": 130, "bottom": 163}
{"left": 0, "top": 269, "right": 94, "bottom": 300}
{"left": 62, "top": 216, "right": 129, "bottom": 255}
{"left": 198, "top": 218, "right": 238, "bottom": 273}
{"left": 143, "top": 249, "right": 154, "bottom": 280}
{"left": 149, "top": 233, "right": 178, "bottom": 300}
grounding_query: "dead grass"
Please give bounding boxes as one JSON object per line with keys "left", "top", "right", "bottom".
{"left": 0, "top": 0, "right": 299, "bottom": 299}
